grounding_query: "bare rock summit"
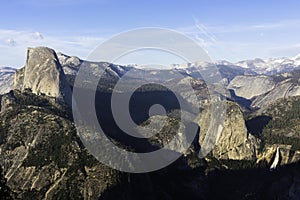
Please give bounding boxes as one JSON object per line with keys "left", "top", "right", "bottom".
{"left": 14, "top": 47, "right": 72, "bottom": 104}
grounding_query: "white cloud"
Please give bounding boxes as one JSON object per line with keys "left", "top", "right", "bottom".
{"left": 31, "top": 32, "right": 43, "bottom": 40}
{"left": 5, "top": 38, "right": 16, "bottom": 46}
{"left": 2, "top": 21, "right": 300, "bottom": 68}
{"left": 0, "top": 29, "right": 105, "bottom": 68}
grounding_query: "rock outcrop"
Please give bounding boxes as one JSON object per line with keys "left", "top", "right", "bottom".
{"left": 0, "top": 90, "right": 123, "bottom": 199}
{"left": 227, "top": 75, "right": 275, "bottom": 99}
{"left": 14, "top": 47, "right": 71, "bottom": 104}
{"left": 227, "top": 71, "right": 300, "bottom": 109}
{"left": 252, "top": 79, "right": 300, "bottom": 108}
{"left": 257, "top": 144, "right": 300, "bottom": 166}
{"left": 199, "top": 101, "right": 259, "bottom": 160}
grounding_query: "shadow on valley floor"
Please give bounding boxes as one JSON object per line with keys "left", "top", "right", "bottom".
{"left": 246, "top": 115, "right": 272, "bottom": 136}
{"left": 207, "top": 161, "right": 300, "bottom": 200}
{"left": 99, "top": 157, "right": 208, "bottom": 200}
{"left": 74, "top": 88, "right": 197, "bottom": 153}
{"left": 99, "top": 161, "right": 300, "bottom": 200}
{"left": 229, "top": 89, "right": 252, "bottom": 110}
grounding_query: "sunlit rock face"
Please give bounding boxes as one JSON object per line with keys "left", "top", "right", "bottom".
{"left": 14, "top": 47, "right": 71, "bottom": 104}
{"left": 199, "top": 101, "right": 259, "bottom": 160}
{"left": 227, "top": 75, "right": 275, "bottom": 100}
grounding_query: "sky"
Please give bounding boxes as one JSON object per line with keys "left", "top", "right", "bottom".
{"left": 1, "top": 0, "right": 300, "bottom": 68}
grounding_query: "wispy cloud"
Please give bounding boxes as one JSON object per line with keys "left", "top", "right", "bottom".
{"left": 178, "top": 19, "right": 300, "bottom": 62}
{"left": 2, "top": 18, "right": 300, "bottom": 68}
{"left": 180, "top": 19, "right": 300, "bottom": 37}
{"left": 0, "top": 29, "right": 105, "bottom": 68}
{"left": 193, "top": 18, "right": 217, "bottom": 43}
{"left": 177, "top": 18, "right": 219, "bottom": 58}
{"left": 266, "top": 43, "right": 300, "bottom": 57}
{"left": 218, "top": 20, "right": 300, "bottom": 34}
{"left": 5, "top": 38, "right": 16, "bottom": 46}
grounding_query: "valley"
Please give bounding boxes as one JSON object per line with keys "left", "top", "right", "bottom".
{"left": 0, "top": 47, "right": 299, "bottom": 199}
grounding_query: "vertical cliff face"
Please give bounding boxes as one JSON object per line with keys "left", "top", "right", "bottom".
{"left": 14, "top": 47, "right": 71, "bottom": 104}
{"left": 199, "top": 101, "right": 259, "bottom": 160}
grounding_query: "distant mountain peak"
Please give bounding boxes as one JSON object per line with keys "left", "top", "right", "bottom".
{"left": 233, "top": 54, "right": 300, "bottom": 75}
{"left": 292, "top": 53, "right": 300, "bottom": 60}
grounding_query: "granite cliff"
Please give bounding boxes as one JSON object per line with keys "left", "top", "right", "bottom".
{"left": 14, "top": 47, "right": 72, "bottom": 104}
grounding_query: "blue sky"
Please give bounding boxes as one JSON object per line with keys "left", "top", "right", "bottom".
{"left": 1, "top": 0, "right": 300, "bottom": 67}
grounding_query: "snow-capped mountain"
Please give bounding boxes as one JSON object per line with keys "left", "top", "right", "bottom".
{"left": 171, "top": 54, "right": 300, "bottom": 75}
{"left": 1, "top": 52, "right": 300, "bottom": 96}
{"left": 234, "top": 55, "right": 300, "bottom": 75}
{"left": 0, "top": 66, "right": 15, "bottom": 74}
{"left": 0, "top": 66, "right": 16, "bottom": 94}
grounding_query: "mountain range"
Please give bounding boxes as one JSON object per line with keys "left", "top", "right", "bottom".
{"left": 0, "top": 67, "right": 15, "bottom": 95}
{"left": 2, "top": 51, "right": 300, "bottom": 111}
{"left": 1, "top": 53, "right": 300, "bottom": 93}
{"left": 0, "top": 47, "right": 299, "bottom": 199}
{"left": 218, "top": 54, "right": 300, "bottom": 75}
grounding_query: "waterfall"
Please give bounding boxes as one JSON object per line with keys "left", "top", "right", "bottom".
{"left": 270, "top": 147, "right": 280, "bottom": 171}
